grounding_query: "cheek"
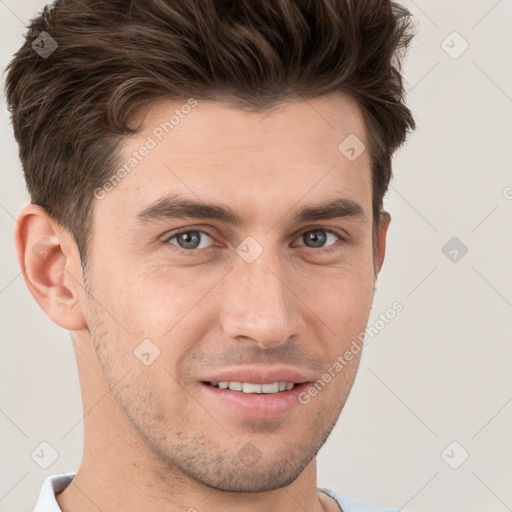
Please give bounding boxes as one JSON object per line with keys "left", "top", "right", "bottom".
{"left": 305, "top": 253, "right": 375, "bottom": 309}
{"left": 303, "top": 263, "right": 375, "bottom": 352}
{"left": 89, "top": 261, "right": 225, "bottom": 378}
{"left": 119, "top": 266, "right": 221, "bottom": 336}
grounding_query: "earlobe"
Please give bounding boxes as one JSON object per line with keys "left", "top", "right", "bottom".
{"left": 374, "top": 211, "right": 391, "bottom": 277}
{"left": 14, "top": 204, "right": 88, "bottom": 331}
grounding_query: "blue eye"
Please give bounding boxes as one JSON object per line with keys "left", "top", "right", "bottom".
{"left": 297, "top": 229, "right": 342, "bottom": 249}
{"left": 164, "top": 227, "right": 345, "bottom": 256}
{"left": 166, "top": 230, "right": 214, "bottom": 251}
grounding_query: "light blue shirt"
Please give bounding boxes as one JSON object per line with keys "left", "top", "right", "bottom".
{"left": 33, "top": 473, "right": 403, "bottom": 512}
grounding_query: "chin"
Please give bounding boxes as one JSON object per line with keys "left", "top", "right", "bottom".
{"left": 166, "top": 433, "right": 327, "bottom": 493}
{"left": 193, "top": 458, "right": 306, "bottom": 493}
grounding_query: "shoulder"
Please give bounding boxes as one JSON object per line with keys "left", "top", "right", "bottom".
{"left": 319, "top": 487, "right": 404, "bottom": 512}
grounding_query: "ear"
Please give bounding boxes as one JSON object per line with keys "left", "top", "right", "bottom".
{"left": 14, "top": 204, "right": 88, "bottom": 330}
{"left": 374, "top": 211, "right": 391, "bottom": 277}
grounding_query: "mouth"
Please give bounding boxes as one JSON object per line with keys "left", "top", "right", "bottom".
{"left": 198, "top": 366, "right": 313, "bottom": 419}
{"left": 199, "top": 377, "right": 311, "bottom": 420}
{"left": 203, "top": 381, "right": 297, "bottom": 394}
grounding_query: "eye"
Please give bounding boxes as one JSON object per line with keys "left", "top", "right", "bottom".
{"left": 295, "top": 228, "right": 344, "bottom": 250}
{"left": 163, "top": 227, "right": 346, "bottom": 256}
{"left": 166, "top": 230, "right": 214, "bottom": 251}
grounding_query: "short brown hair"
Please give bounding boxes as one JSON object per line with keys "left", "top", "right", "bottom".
{"left": 5, "top": 0, "right": 415, "bottom": 264}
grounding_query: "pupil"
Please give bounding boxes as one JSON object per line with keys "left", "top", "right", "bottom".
{"left": 179, "top": 231, "right": 200, "bottom": 249}
{"left": 306, "top": 230, "right": 326, "bottom": 248}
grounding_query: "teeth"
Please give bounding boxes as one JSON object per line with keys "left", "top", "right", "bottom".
{"left": 209, "top": 381, "right": 296, "bottom": 393}
{"left": 228, "top": 382, "right": 243, "bottom": 391}
{"left": 243, "top": 382, "right": 262, "bottom": 393}
{"left": 261, "top": 383, "right": 279, "bottom": 394}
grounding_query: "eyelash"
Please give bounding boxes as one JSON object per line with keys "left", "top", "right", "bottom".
{"left": 162, "top": 227, "right": 347, "bottom": 257}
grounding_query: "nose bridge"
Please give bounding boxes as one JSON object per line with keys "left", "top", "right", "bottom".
{"left": 220, "top": 243, "right": 301, "bottom": 347}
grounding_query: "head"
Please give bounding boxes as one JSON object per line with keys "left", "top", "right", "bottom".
{"left": 6, "top": 0, "right": 414, "bottom": 493}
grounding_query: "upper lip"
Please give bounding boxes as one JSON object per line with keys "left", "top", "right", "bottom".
{"left": 200, "top": 366, "right": 313, "bottom": 385}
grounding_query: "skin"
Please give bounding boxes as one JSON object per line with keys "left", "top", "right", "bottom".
{"left": 16, "top": 92, "right": 390, "bottom": 512}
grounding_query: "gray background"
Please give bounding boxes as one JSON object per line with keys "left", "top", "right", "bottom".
{"left": 1, "top": 1, "right": 511, "bottom": 511}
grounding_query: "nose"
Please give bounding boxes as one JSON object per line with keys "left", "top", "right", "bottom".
{"left": 219, "top": 246, "right": 303, "bottom": 349}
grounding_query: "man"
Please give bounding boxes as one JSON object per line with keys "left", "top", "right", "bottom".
{"left": 5, "top": 0, "right": 415, "bottom": 510}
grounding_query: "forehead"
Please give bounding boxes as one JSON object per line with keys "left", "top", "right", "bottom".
{"left": 139, "top": 93, "right": 367, "bottom": 157}
{"left": 95, "top": 93, "right": 372, "bottom": 227}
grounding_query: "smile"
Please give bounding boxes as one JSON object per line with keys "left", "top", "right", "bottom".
{"left": 205, "top": 381, "right": 296, "bottom": 393}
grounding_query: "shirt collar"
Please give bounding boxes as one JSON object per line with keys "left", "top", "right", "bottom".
{"left": 33, "top": 473, "right": 76, "bottom": 512}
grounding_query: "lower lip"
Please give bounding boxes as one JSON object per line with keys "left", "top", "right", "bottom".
{"left": 199, "top": 382, "right": 309, "bottom": 420}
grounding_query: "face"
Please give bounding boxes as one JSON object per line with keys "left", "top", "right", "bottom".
{"left": 82, "top": 93, "right": 386, "bottom": 492}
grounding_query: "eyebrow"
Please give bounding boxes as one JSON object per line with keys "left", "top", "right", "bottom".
{"left": 135, "top": 193, "right": 367, "bottom": 226}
